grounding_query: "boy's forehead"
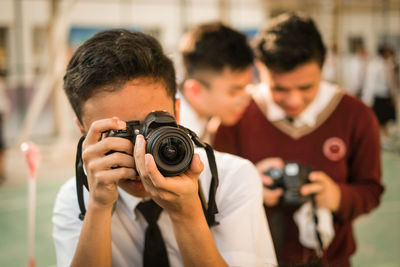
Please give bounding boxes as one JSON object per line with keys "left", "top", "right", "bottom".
{"left": 81, "top": 78, "right": 174, "bottom": 129}
{"left": 268, "top": 62, "right": 321, "bottom": 84}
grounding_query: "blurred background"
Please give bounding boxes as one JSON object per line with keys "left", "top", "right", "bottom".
{"left": 0, "top": 0, "right": 399, "bottom": 266}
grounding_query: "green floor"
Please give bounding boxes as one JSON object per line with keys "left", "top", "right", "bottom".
{"left": 0, "top": 151, "right": 399, "bottom": 267}
{"left": 351, "top": 151, "right": 400, "bottom": 267}
{"left": 0, "top": 179, "right": 64, "bottom": 267}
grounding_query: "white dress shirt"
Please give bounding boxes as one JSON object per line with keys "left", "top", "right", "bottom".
{"left": 261, "top": 81, "right": 339, "bottom": 128}
{"left": 177, "top": 91, "right": 208, "bottom": 138}
{"left": 362, "top": 57, "right": 393, "bottom": 107}
{"left": 345, "top": 54, "right": 368, "bottom": 96}
{"left": 52, "top": 148, "right": 277, "bottom": 267}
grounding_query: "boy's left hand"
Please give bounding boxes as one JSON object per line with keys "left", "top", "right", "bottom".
{"left": 301, "top": 171, "right": 341, "bottom": 212}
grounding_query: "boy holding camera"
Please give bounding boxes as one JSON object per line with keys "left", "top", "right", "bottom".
{"left": 52, "top": 29, "right": 276, "bottom": 267}
{"left": 214, "top": 12, "right": 384, "bottom": 266}
{"left": 178, "top": 21, "right": 254, "bottom": 143}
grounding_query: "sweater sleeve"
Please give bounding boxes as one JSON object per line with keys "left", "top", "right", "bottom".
{"left": 335, "top": 105, "right": 384, "bottom": 222}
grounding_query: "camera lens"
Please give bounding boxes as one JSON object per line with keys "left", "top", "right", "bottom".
{"left": 163, "top": 145, "right": 177, "bottom": 160}
{"left": 158, "top": 137, "right": 186, "bottom": 165}
{"left": 146, "top": 127, "right": 194, "bottom": 176}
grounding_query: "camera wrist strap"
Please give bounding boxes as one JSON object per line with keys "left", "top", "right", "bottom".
{"left": 311, "top": 196, "right": 324, "bottom": 257}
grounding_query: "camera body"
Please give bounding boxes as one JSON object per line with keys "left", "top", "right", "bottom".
{"left": 265, "top": 162, "right": 312, "bottom": 206}
{"left": 108, "top": 111, "right": 194, "bottom": 176}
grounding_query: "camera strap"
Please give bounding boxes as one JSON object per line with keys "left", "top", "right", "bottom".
{"left": 311, "top": 196, "right": 324, "bottom": 257}
{"left": 75, "top": 135, "right": 87, "bottom": 221}
{"left": 179, "top": 125, "right": 219, "bottom": 227}
{"left": 75, "top": 129, "right": 219, "bottom": 227}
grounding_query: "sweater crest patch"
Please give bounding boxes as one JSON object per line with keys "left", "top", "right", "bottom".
{"left": 323, "top": 137, "right": 346, "bottom": 161}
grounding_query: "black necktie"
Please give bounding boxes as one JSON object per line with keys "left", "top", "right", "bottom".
{"left": 286, "top": 116, "right": 294, "bottom": 124}
{"left": 136, "top": 200, "right": 170, "bottom": 267}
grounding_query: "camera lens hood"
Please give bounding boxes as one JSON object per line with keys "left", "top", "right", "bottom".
{"left": 146, "top": 126, "right": 194, "bottom": 176}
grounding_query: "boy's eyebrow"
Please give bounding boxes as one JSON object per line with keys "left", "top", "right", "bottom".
{"left": 298, "top": 83, "right": 314, "bottom": 90}
{"left": 272, "top": 85, "right": 289, "bottom": 91}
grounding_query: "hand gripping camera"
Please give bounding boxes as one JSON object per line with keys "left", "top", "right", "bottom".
{"left": 265, "top": 162, "right": 312, "bottom": 206}
{"left": 75, "top": 110, "right": 219, "bottom": 226}
{"left": 107, "top": 111, "right": 194, "bottom": 176}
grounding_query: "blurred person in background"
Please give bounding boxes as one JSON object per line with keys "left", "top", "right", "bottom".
{"left": 214, "top": 12, "right": 384, "bottom": 267}
{"left": 322, "top": 43, "right": 339, "bottom": 85}
{"left": 178, "top": 21, "right": 254, "bottom": 144}
{"left": 362, "top": 44, "right": 398, "bottom": 144}
{"left": 388, "top": 47, "right": 400, "bottom": 93}
{"left": 0, "top": 69, "right": 10, "bottom": 185}
{"left": 52, "top": 29, "right": 277, "bottom": 267}
{"left": 345, "top": 42, "right": 369, "bottom": 98}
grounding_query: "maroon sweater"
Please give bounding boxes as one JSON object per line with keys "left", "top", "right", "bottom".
{"left": 214, "top": 93, "right": 384, "bottom": 266}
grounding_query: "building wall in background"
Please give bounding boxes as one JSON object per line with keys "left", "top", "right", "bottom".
{"left": 0, "top": 0, "right": 398, "bottom": 89}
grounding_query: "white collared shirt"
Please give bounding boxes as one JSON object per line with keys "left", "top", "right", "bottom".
{"left": 52, "top": 148, "right": 277, "bottom": 267}
{"left": 261, "top": 81, "right": 338, "bottom": 128}
{"left": 361, "top": 57, "right": 393, "bottom": 107}
{"left": 177, "top": 91, "right": 208, "bottom": 138}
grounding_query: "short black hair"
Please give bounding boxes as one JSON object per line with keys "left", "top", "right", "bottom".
{"left": 180, "top": 21, "right": 254, "bottom": 79}
{"left": 64, "top": 29, "right": 177, "bottom": 123}
{"left": 253, "top": 12, "right": 326, "bottom": 73}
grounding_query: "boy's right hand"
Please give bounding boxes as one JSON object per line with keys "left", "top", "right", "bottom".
{"left": 81, "top": 117, "right": 136, "bottom": 209}
{"left": 133, "top": 134, "right": 204, "bottom": 221}
{"left": 256, "top": 157, "right": 284, "bottom": 207}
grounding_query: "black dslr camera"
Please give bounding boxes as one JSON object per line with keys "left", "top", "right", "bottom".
{"left": 76, "top": 110, "right": 220, "bottom": 225}
{"left": 108, "top": 111, "right": 194, "bottom": 176}
{"left": 264, "top": 162, "right": 312, "bottom": 206}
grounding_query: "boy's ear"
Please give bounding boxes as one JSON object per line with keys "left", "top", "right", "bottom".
{"left": 75, "top": 118, "right": 86, "bottom": 136}
{"left": 183, "top": 79, "right": 203, "bottom": 98}
{"left": 174, "top": 98, "right": 181, "bottom": 124}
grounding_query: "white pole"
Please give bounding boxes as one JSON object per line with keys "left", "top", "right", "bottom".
{"left": 27, "top": 176, "right": 36, "bottom": 267}
{"left": 21, "top": 142, "right": 41, "bottom": 267}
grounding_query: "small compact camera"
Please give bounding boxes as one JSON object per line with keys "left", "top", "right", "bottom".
{"left": 264, "top": 162, "right": 312, "bottom": 206}
{"left": 107, "top": 110, "right": 194, "bottom": 177}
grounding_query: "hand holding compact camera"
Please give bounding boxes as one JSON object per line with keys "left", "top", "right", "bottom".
{"left": 264, "top": 162, "right": 312, "bottom": 206}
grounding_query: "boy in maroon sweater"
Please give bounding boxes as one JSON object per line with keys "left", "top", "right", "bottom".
{"left": 214, "top": 12, "right": 384, "bottom": 267}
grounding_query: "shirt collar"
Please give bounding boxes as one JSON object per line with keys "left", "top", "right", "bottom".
{"left": 263, "top": 81, "right": 337, "bottom": 127}
{"left": 117, "top": 187, "right": 148, "bottom": 220}
{"left": 176, "top": 90, "right": 208, "bottom": 137}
